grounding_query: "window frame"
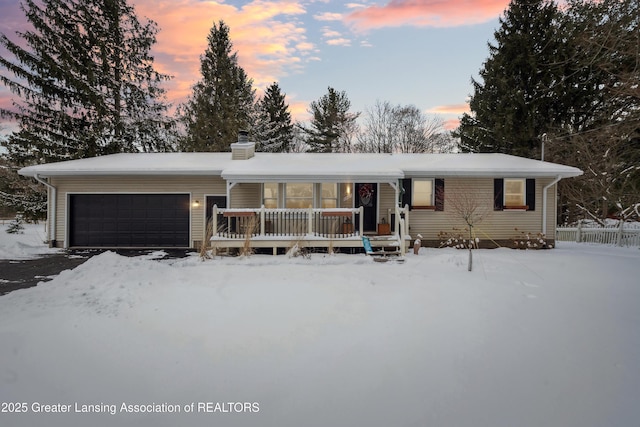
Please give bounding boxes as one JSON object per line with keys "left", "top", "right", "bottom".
{"left": 284, "top": 182, "right": 314, "bottom": 209}
{"left": 503, "top": 178, "right": 527, "bottom": 209}
{"left": 262, "top": 182, "right": 279, "bottom": 209}
{"left": 411, "top": 178, "right": 435, "bottom": 209}
{"left": 320, "top": 183, "right": 338, "bottom": 209}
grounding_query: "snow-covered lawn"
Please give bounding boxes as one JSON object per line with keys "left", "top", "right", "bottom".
{"left": 0, "top": 223, "right": 60, "bottom": 259}
{"left": 1, "top": 225, "right": 639, "bottom": 427}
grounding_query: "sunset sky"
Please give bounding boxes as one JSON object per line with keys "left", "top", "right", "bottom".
{"left": 0, "top": 0, "right": 513, "bottom": 133}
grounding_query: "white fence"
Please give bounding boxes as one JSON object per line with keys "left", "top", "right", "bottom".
{"left": 556, "top": 224, "right": 640, "bottom": 247}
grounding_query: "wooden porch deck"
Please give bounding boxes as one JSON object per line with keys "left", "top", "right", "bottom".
{"left": 208, "top": 206, "right": 410, "bottom": 255}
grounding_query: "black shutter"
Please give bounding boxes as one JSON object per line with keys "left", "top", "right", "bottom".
{"left": 526, "top": 179, "right": 535, "bottom": 211}
{"left": 401, "top": 178, "right": 412, "bottom": 209}
{"left": 494, "top": 178, "right": 504, "bottom": 211}
{"left": 435, "top": 179, "right": 445, "bottom": 211}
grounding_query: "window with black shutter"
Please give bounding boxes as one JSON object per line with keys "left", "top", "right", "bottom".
{"left": 494, "top": 178, "right": 535, "bottom": 211}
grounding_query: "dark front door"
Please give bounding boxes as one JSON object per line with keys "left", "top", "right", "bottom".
{"left": 69, "top": 194, "right": 190, "bottom": 247}
{"left": 205, "top": 195, "right": 227, "bottom": 233}
{"left": 355, "top": 183, "right": 377, "bottom": 232}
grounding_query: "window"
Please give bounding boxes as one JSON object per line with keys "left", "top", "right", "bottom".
{"left": 341, "top": 183, "right": 353, "bottom": 207}
{"left": 412, "top": 179, "right": 434, "bottom": 207}
{"left": 285, "top": 183, "right": 313, "bottom": 208}
{"left": 504, "top": 179, "right": 525, "bottom": 207}
{"left": 401, "top": 178, "right": 444, "bottom": 211}
{"left": 263, "top": 183, "right": 278, "bottom": 209}
{"left": 321, "top": 183, "right": 338, "bottom": 208}
{"left": 494, "top": 178, "right": 535, "bottom": 211}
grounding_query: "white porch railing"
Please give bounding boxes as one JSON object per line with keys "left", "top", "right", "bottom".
{"left": 556, "top": 223, "right": 640, "bottom": 247}
{"left": 211, "top": 206, "right": 365, "bottom": 239}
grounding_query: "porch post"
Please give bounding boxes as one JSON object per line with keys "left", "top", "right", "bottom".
{"left": 212, "top": 205, "right": 218, "bottom": 237}
{"left": 260, "top": 205, "right": 266, "bottom": 236}
{"left": 308, "top": 206, "right": 314, "bottom": 235}
{"left": 404, "top": 204, "right": 410, "bottom": 236}
{"left": 358, "top": 206, "right": 364, "bottom": 236}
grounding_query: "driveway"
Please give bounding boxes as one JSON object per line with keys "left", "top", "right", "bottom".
{"left": 0, "top": 249, "right": 193, "bottom": 296}
{"left": 0, "top": 252, "right": 90, "bottom": 295}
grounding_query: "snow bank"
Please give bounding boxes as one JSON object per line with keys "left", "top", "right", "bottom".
{"left": 0, "top": 223, "right": 60, "bottom": 259}
{"left": 0, "top": 244, "right": 639, "bottom": 427}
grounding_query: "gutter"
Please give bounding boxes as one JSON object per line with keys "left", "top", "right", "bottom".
{"left": 33, "top": 174, "right": 57, "bottom": 247}
{"left": 542, "top": 175, "right": 562, "bottom": 236}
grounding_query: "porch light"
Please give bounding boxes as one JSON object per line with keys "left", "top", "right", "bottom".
{"left": 193, "top": 200, "right": 200, "bottom": 208}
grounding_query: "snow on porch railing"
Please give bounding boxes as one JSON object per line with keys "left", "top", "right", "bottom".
{"left": 556, "top": 222, "right": 640, "bottom": 247}
{"left": 210, "top": 206, "right": 365, "bottom": 239}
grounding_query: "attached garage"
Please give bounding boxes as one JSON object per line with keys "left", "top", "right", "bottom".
{"left": 69, "top": 194, "right": 190, "bottom": 248}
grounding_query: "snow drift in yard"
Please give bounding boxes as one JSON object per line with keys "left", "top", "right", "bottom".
{"left": 1, "top": 243, "right": 639, "bottom": 427}
{"left": 0, "top": 223, "right": 60, "bottom": 259}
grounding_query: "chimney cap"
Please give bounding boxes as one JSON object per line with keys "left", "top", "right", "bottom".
{"left": 238, "top": 130, "right": 249, "bottom": 143}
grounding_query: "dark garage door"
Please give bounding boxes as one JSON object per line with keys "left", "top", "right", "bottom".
{"left": 69, "top": 194, "right": 190, "bottom": 247}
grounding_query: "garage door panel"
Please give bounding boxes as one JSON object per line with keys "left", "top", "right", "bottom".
{"left": 69, "top": 194, "right": 190, "bottom": 247}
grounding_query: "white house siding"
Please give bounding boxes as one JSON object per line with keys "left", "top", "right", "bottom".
{"left": 378, "top": 184, "right": 398, "bottom": 224}
{"left": 406, "top": 177, "right": 558, "bottom": 246}
{"left": 230, "top": 183, "right": 261, "bottom": 209}
{"left": 50, "top": 175, "right": 225, "bottom": 248}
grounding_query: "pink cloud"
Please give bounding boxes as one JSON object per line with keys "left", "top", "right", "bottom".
{"left": 428, "top": 104, "right": 470, "bottom": 115}
{"left": 0, "top": 0, "right": 315, "bottom": 126}
{"left": 345, "top": 0, "right": 510, "bottom": 30}
{"left": 444, "top": 118, "right": 460, "bottom": 130}
{"left": 134, "top": 0, "right": 310, "bottom": 107}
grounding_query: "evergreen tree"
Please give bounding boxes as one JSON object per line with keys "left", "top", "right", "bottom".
{"left": 253, "top": 82, "right": 293, "bottom": 152}
{"left": 0, "top": 0, "right": 174, "bottom": 165}
{"left": 456, "top": 0, "right": 571, "bottom": 158}
{"left": 179, "top": 20, "right": 255, "bottom": 152}
{"left": 0, "top": 155, "right": 47, "bottom": 221}
{"left": 304, "top": 87, "right": 359, "bottom": 153}
{"left": 549, "top": 0, "right": 640, "bottom": 222}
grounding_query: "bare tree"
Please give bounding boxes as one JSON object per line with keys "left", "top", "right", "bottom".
{"left": 395, "top": 105, "right": 444, "bottom": 153}
{"left": 355, "top": 100, "right": 396, "bottom": 153}
{"left": 355, "top": 101, "right": 448, "bottom": 153}
{"left": 444, "top": 185, "right": 491, "bottom": 271}
{"left": 550, "top": 121, "right": 640, "bottom": 224}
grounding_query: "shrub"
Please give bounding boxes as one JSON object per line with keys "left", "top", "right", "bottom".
{"left": 6, "top": 214, "right": 25, "bottom": 234}
{"left": 438, "top": 228, "right": 479, "bottom": 249}
{"left": 512, "top": 228, "right": 552, "bottom": 249}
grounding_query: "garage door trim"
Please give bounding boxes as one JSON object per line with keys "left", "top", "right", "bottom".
{"left": 64, "top": 191, "right": 193, "bottom": 249}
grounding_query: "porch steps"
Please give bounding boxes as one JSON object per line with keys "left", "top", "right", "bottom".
{"left": 368, "top": 236, "right": 402, "bottom": 251}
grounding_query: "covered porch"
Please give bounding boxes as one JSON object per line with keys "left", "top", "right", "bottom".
{"left": 212, "top": 153, "right": 412, "bottom": 254}
{"left": 209, "top": 205, "right": 410, "bottom": 255}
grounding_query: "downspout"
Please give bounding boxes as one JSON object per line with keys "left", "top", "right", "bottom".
{"left": 34, "top": 174, "right": 57, "bottom": 247}
{"left": 542, "top": 175, "right": 562, "bottom": 236}
{"left": 227, "top": 181, "right": 237, "bottom": 207}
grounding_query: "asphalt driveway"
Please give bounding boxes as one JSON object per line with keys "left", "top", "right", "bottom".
{"left": 0, "top": 249, "right": 193, "bottom": 296}
{"left": 0, "top": 252, "right": 90, "bottom": 295}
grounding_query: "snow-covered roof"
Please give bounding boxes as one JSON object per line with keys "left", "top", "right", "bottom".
{"left": 18, "top": 152, "right": 231, "bottom": 176}
{"left": 19, "top": 152, "right": 583, "bottom": 180}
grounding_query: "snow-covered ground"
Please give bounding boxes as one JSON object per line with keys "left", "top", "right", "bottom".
{"left": 1, "top": 224, "right": 639, "bottom": 427}
{"left": 0, "top": 223, "right": 60, "bottom": 259}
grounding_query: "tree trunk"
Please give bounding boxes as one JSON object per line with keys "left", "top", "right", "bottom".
{"left": 468, "top": 226, "right": 473, "bottom": 271}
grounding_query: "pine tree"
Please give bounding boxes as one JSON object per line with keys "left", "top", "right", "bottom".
{"left": 456, "top": 0, "right": 570, "bottom": 158}
{"left": 253, "top": 82, "right": 293, "bottom": 152}
{"left": 0, "top": 156, "right": 47, "bottom": 221}
{"left": 304, "top": 87, "right": 359, "bottom": 153}
{"left": 179, "top": 20, "right": 255, "bottom": 152}
{"left": 549, "top": 0, "right": 640, "bottom": 222}
{"left": 0, "top": 0, "right": 175, "bottom": 165}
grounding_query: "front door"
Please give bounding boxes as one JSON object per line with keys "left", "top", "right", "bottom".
{"left": 355, "top": 183, "right": 377, "bottom": 232}
{"left": 206, "top": 195, "right": 227, "bottom": 233}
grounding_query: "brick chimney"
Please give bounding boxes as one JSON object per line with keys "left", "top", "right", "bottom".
{"left": 231, "top": 130, "right": 255, "bottom": 160}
